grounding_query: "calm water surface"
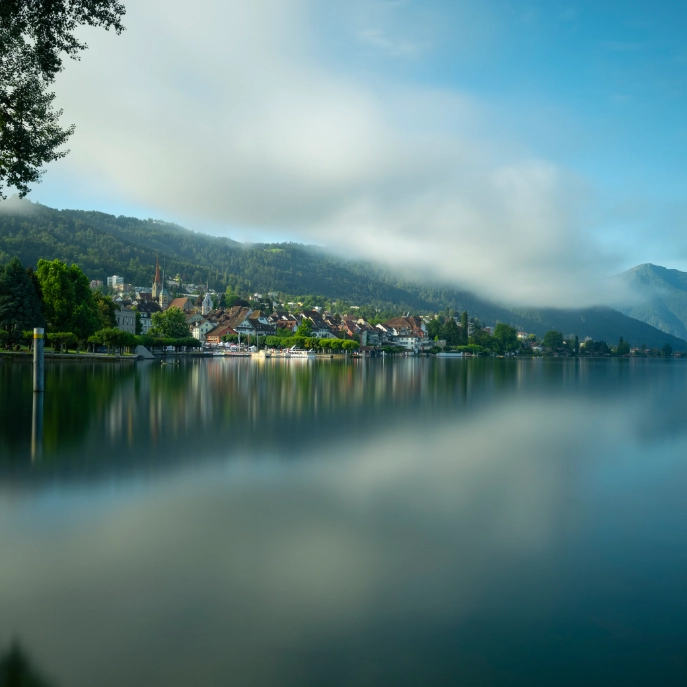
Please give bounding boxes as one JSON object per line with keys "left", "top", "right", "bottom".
{"left": 1, "top": 357, "right": 687, "bottom": 686}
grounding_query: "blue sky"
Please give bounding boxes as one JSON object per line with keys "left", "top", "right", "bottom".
{"left": 324, "top": 0, "right": 687, "bottom": 189}
{"left": 17, "top": 0, "right": 687, "bottom": 305}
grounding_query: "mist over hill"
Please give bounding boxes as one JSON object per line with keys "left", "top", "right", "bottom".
{"left": 615, "top": 264, "right": 687, "bottom": 341}
{"left": 0, "top": 201, "right": 685, "bottom": 350}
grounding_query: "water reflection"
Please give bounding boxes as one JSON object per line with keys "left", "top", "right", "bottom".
{"left": 2, "top": 358, "right": 687, "bottom": 482}
{"left": 30, "top": 394, "right": 43, "bottom": 464}
{"left": 2, "top": 359, "right": 687, "bottom": 685}
{"left": 0, "top": 642, "right": 55, "bottom": 687}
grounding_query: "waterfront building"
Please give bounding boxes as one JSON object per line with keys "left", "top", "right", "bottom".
{"left": 135, "top": 301, "right": 162, "bottom": 334}
{"left": 115, "top": 305, "right": 137, "bottom": 334}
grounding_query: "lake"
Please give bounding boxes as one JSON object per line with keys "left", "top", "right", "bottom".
{"left": 2, "top": 357, "right": 687, "bottom": 686}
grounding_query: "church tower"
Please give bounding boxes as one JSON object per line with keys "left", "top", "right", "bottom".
{"left": 202, "top": 292, "right": 213, "bottom": 316}
{"left": 159, "top": 267, "right": 171, "bottom": 310}
{"left": 152, "top": 255, "right": 162, "bottom": 299}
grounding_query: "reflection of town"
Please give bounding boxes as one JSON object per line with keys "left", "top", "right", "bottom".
{"left": 4, "top": 355, "right": 687, "bottom": 483}
{"left": 1, "top": 358, "right": 526, "bottom": 478}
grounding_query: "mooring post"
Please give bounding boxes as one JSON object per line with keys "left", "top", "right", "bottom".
{"left": 33, "top": 327, "right": 44, "bottom": 392}
{"left": 31, "top": 391, "right": 44, "bottom": 462}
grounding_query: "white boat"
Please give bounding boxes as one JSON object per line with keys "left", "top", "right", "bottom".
{"left": 288, "top": 347, "right": 316, "bottom": 358}
{"left": 251, "top": 349, "right": 272, "bottom": 358}
{"left": 436, "top": 351, "right": 464, "bottom": 358}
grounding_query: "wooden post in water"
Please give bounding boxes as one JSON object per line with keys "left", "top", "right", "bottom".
{"left": 33, "top": 327, "right": 44, "bottom": 392}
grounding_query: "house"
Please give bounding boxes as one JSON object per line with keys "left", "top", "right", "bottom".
{"left": 115, "top": 305, "right": 137, "bottom": 334}
{"left": 275, "top": 320, "right": 298, "bottom": 335}
{"left": 235, "top": 310, "right": 276, "bottom": 338}
{"left": 382, "top": 316, "right": 428, "bottom": 338}
{"left": 135, "top": 301, "right": 162, "bottom": 334}
{"left": 168, "top": 296, "right": 195, "bottom": 313}
{"left": 300, "top": 310, "right": 337, "bottom": 338}
{"left": 191, "top": 318, "right": 216, "bottom": 342}
{"left": 342, "top": 318, "right": 362, "bottom": 339}
{"left": 205, "top": 306, "right": 253, "bottom": 330}
{"left": 393, "top": 333, "right": 432, "bottom": 352}
{"left": 206, "top": 324, "right": 238, "bottom": 344}
{"left": 358, "top": 322, "right": 381, "bottom": 346}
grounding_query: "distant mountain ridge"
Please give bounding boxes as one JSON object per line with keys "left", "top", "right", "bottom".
{"left": 615, "top": 263, "right": 687, "bottom": 340}
{"left": 1, "top": 201, "right": 685, "bottom": 350}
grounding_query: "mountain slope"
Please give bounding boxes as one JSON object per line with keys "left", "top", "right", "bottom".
{"left": 615, "top": 264, "right": 687, "bottom": 340}
{"left": 0, "top": 201, "right": 685, "bottom": 349}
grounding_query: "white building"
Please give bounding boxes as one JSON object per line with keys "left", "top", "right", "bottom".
{"left": 191, "top": 318, "right": 215, "bottom": 342}
{"left": 115, "top": 305, "right": 136, "bottom": 334}
{"left": 107, "top": 275, "right": 124, "bottom": 288}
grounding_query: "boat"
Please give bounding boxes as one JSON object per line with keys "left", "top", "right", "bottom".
{"left": 251, "top": 349, "right": 272, "bottom": 358}
{"left": 288, "top": 347, "right": 317, "bottom": 358}
{"left": 436, "top": 351, "right": 464, "bottom": 358}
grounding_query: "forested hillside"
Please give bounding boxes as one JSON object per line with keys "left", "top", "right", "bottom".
{"left": 0, "top": 201, "right": 522, "bottom": 315}
{"left": 1, "top": 201, "right": 685, "bottom": 349}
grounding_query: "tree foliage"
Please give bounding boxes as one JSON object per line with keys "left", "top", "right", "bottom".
{"left": 150, "top": 306, "right": 190, "bottom": 339}
{"left": 47, "top": 330, "right": 77, "bottom": 352}
{"left": 0, "top": 255, "right": 43, "bottom": 341}
{"left": 92, "top": 290, "right": 119, "bottom": 329}
{"left": 296, "top": 318, "right": 313, "bottom": 337}
{"left": 542, "top": 330, "right": 564, "bottom": 350}
{"left": 0, "top": 0, "right": 126, "bottom": 197}
{"left": 492, "top": 323, "right": 519, "bottom": 353}
{"left": 35, "top": 258, "right": 100, "bottom": 340}
{"left": 460, "top": 310, "right": 468, "bottom": 344}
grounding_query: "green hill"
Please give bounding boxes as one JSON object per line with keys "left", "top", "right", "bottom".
{"left": 1, "top": 201, "right": 684, "bottom": 349}
{"left": 615, "top": 264, "right": 687, "bottom": 340}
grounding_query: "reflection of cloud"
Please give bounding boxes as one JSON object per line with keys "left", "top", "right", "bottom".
{"left": 0, "top": 399, "right": 589, "bottom": 686}
{"left": 4, "top": 361, "right": 687, "bottom": 684}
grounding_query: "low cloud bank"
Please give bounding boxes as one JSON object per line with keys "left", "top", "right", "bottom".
{"left": 42, "top": 0, "right": 630, "bottom": 307}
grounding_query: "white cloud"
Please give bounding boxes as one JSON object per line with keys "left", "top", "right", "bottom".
{"left": 44, "top": 0, "right": 626, "bottom": 306}
{"left": 356, "top": 27, "right": 426, "bottom": 57}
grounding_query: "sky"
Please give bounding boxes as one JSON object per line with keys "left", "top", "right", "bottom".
{"left": 13, "top": 0, "right": 687, "bottom": 306}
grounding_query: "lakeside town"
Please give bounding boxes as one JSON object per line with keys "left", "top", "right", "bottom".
{"left": 100, "top": 259, "right": 679, "bottom": 358}
{"left": 0, "top": 255, "right": 680, "bottom": 358}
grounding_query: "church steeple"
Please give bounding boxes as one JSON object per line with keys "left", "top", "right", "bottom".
{"left": 152, "top": 254, "right": 162, "bottom": 299}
